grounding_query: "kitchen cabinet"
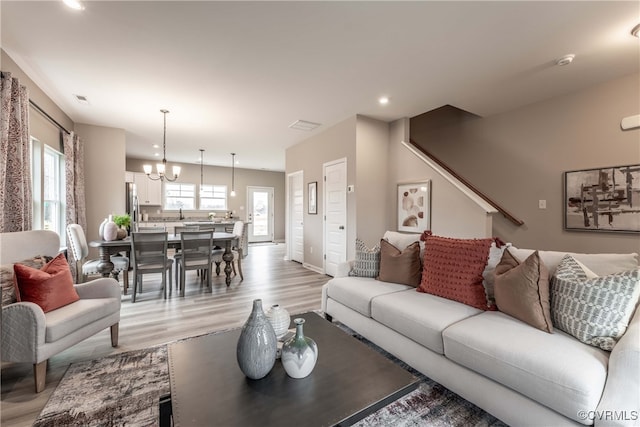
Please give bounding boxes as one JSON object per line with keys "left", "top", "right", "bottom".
{"left": 132, "top": 172, "right": 162, "bottom": 205}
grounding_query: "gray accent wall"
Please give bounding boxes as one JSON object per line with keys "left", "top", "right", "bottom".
{"left": 410, "top": 73, "right": 640, "bottom": 253}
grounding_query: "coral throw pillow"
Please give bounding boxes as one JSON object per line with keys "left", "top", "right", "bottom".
{"left": 13, "top": 253, "right": 79, "bottom": 313}
{"left": 376, "top": 239, "right": 422, "bottom": 287}
{"left": 417, "top": 233, "right": 495, "bottom": 310}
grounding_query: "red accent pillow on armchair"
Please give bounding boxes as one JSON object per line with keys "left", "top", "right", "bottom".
{"left": 13, "top": 253, "right": 79, "bottom": 313}
{"left": 417, "top": 234, "right": 495, "bottom": 310}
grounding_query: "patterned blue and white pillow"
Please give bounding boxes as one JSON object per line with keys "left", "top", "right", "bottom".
{"left": 551, "top": 255, "right": 640, "bottom": 351}
{"left": 349, "top": 238, "right": 381, "bottom": 278}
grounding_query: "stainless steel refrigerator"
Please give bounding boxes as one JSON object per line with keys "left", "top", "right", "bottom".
{"left": 125, "top": 182, "right": 139, "bottom": 233}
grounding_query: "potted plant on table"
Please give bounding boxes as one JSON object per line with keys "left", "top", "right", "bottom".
{"left": 113, "top": 214, "right": 131, "bottom": 240}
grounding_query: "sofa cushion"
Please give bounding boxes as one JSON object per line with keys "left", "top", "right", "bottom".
{"left": 377, "top": 239, "right": 422, "bottom": 287}
{"left": 348, "top": 238, "right": 381, "bottom": 278}
{"left": 443, "top": 311, "right": 609, "bottom": 423}
{"left": 45, "top": 297, "right": 121, "bottom": 342}
{"left": 372, "top": 290, "right": 482, "bottom": 354}
{"left": 326, "top": 276, "right": 412, "bottom": 317}
{"left": 14, "top": 253, "right": 79, "bottom": 313}
{"left": 508, "top": 247, "right": 638, "bottom": 276}
{"left": 551, "top": 255, "right": 640, "bottom": 351}
{"left": 417, "top": 233, "right": 495, "bottom": 310}
{"left": 494, "top": 250, "right": 553, "bottom": 333}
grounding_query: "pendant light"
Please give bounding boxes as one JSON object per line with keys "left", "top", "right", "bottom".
{"left": 230, "top": 153, "right": 236, "bottom": 197}
{"left": 143, "top": 109, "right": 181, "bottom": 182}
{"left": 199, "top": 148, "right": 205, "bottom": 189}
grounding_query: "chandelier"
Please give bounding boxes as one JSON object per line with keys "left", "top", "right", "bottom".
{"left": 143, "top": 109, "right": 181, "bottom": 182}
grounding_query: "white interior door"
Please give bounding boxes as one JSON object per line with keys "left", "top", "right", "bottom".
{"left": 288, "top": 171, "right": 304, "bottom": 263}
{"left": 323, "top": 159, "right": 347, "bottom": 276}
{"left": 247, "top": 186, "right": 274, "bottom": 242}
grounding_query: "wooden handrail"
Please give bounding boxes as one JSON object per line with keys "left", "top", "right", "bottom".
{"left": 408, "top": 138, "right": 524, "bottom": 226}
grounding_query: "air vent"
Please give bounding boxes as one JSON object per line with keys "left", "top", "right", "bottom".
{"left": 74, "top": 94, "right": 90, "bottom": 105}
{"left": 289, "top": 120, "right": 321, "bottom": 131}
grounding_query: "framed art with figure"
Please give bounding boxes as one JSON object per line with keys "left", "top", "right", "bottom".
{"left": 397, "top": 181, "right": 430, "bottom": 232}
{"left": 308, "top": 181, "right": 317, "bottom": 215}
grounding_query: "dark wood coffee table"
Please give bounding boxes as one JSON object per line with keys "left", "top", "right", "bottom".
{"left": 164, "top": 312, "right": 419, "bottom": 426}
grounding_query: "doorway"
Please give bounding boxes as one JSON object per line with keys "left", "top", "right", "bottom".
{"left": 247, "top": 186, "right": 274, "bottom": 243}
{"left": 287, "top": 171, "right": 304, "bottom": 263}
{"left": 323, "top": 158, "right": 347, "bottom": 276}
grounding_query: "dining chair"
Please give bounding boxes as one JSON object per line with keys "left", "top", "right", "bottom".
{"left": 212, "top": 221, "right": 245, "bottom": 281}
{"left": 67, "top": 224, "right": 129, "bottom": 289}
{"left": 175, "top": 230, "right": 214, "bottom": 296}
{"left": 130, "top": 231, "right": 173, "bottom": 303}
{"left": 173, "top": 225, "right": 199, "bottom": 287}
{"left": 197, "top": 224, "right": 216, "bottom": 232}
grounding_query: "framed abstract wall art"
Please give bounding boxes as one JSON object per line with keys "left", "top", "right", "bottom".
{"left": 397, "top": 181, "right": 431, "bottom": 232}
{"left": 564, "top": 164, "right": 640, "bottom": 233}
{"left": 308, "top": 181, "right": 317, "bottom": 215}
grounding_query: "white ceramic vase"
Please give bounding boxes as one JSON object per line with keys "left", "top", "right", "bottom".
{"left": 103, "top": 215, "right": 118, "bottom": 241}
{"left": 266, "top": 304, "right": 291, "bottom": 340}
{"left": 281, "top": 318, "right": 318, "bottom": 379}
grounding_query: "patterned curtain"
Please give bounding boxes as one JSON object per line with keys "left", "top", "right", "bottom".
{"left": 64, "top": 131, "right": 86, "bottom": 278}
{"left": 0, "top": 71, "right": 32, "bottom": 232}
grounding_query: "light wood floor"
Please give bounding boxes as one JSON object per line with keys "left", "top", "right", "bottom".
{"left": 1, "top": 243, "right": 330, "bottom": 426}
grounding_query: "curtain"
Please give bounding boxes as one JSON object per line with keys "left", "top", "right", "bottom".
{"left": 64, "top": 131, "right": 86, "bottom": 278}
{"left": 0, "top": 71, "right": 32, "bottom": 232}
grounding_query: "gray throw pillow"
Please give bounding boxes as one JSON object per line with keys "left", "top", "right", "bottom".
{"left": 349, "top": 238, "right": 380, "bottom": 278}
{"left": 551, "top": 255, "right": 640, "bottom": 351}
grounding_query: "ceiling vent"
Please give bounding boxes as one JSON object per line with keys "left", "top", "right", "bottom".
{"left": 74, "top": 94, "right": 90, "bottom": 105}
{"left": 289, "top": 119, "right": 321, "bottom": 131}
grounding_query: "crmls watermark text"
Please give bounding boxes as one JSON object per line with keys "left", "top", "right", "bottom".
{"left": 577, "top": 410, "right": 639, "bottom": 421}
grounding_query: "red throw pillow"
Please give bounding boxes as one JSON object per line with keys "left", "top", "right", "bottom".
{"left": 13, "top": 253, "right": 79, "bottom": 313}
{"left": 417, "top": 234, "right": 495, "bottom": 310}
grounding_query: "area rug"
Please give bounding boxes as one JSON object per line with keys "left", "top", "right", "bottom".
{"left": 35, "top": 323, "right": 507, "bottom": 427}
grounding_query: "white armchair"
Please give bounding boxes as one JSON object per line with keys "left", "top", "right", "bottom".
{"left": 0, "top": 230, "right": 121, "bottom": 392}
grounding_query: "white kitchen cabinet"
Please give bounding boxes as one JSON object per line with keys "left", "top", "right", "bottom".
{"left": 132, "top": 172, "right": 162, "bottom": 205}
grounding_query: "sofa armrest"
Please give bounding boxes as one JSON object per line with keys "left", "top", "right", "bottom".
{"left": 334, "top": 260, "right": 354, "bottom": 278}
{"left": 596, "top": 306, "right": 640, "bottom": 426}
{"left": 1, "top": 302, "right": 46, "bottom": 363}
{"left": 75, "top": 277, "right": 121, "bottom": 300}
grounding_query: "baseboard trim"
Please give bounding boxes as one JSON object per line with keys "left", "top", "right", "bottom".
{"left": 303, "top": 263, "right": 324, "bottom": 274}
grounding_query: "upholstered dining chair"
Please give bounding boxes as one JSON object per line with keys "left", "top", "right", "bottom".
{"left": 174, "top": 230, "right": 214, "bottom": 296}
{"left": 66, "top": 224, "right": 129, "bottom": 289}
{"left": 212, "top": 221, "right": 245, "bottom": 281}
{"left": 130, "top": 231, "right": 173, "bottom": 303}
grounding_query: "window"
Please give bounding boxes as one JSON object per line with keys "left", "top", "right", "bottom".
{"left": 165, "top": 183, "right": 195, "bottom": 210}
{"left": 32, "top": 138, "right": 65, "bottom": 241}
{"left": 200, "top": 184, "right": 227, "bottom": 210}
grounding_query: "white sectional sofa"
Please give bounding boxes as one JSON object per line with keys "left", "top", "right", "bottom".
{"left": 321, "top": 232, "right": 640, "bottom": 427}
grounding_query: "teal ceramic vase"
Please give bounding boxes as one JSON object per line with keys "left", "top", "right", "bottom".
{"left": 236, "top": 299, "right": 277, "bottom": 380}
{"left": 281, "top": 318, "right": 318, "bottom": 379}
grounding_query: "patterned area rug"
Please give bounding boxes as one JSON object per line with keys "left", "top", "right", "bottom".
{"left": 35, "top": 323, "right": 507, "bottom": 427}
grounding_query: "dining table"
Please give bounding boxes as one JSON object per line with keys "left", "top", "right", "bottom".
{"left": 89, "top": 232, "right": 239, "bottom": 288}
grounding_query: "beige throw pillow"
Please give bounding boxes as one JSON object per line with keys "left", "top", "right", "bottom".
{"left": 494, "top": 249, "right": 553, "bottom": 333}
{"left": 376, "top": 239, "right": 422, "bottom": 287}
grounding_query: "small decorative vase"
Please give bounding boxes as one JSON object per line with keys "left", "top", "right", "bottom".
{"left": 98, "top": 218, "right": 108, "bottom": 240}
{"left": 266, "top": 304, "right": 291, "bottom": 340}
{"left": 116, "top": 227, "right": 127, "bottom": 240}
{"left": 236, "top": 299, "right": 277, "bottom": 380}
{"left": 281, "top": 318, "right": 318, "bottom": 379}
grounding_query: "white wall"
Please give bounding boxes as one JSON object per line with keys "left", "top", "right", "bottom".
{"left": 75, "top": 124, "right": 126, "bottom": 257}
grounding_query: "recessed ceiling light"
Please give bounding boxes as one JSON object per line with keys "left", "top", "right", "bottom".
{"left": 152, "top": 144, "right": 159, "bottom": 149}
{"left": 379, "top": 96, "right": 389, "bottom": 105}
{"left": 289, "top": 120, "right": 321, "bottom": 131}
{"left": 63, "top": 0, "right": 85, "bottom": 11}
{"left": 632, "top": 24, "right": 640, "bottom": 38}
{"left": 154, "top": 153, "right": 160, "bottom": 157}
